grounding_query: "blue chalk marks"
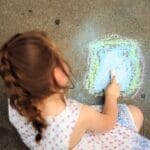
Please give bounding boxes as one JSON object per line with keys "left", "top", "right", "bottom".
{"left": 84, "top": 35, "right": 144, "bottom": 97}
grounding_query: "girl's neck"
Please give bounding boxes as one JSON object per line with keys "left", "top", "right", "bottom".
{"left": 44, "top": 93, "right": 64, "bottom": 102}
{"left": 34, "top": 93, "right": 66, "bottom": 111}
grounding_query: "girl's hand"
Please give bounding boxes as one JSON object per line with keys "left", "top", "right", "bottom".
{"left": 105, "top": 75, "right": 120, "bottom": 100}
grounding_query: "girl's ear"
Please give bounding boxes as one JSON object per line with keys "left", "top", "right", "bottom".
{"left": 53, "top": 67, "right": 69, "bottom": 87}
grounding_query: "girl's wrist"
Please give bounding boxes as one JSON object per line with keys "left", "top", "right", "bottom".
{"left": 105, "top": 95, "right": 118, "bottom": 102}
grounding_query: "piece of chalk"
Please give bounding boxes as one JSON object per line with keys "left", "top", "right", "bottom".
{"left": 110, "top": 70, "right": 115, "bottom": 80}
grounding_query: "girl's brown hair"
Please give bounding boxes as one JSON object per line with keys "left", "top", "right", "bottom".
{"left": 0, "top": 30, "right": 74, "bottom": 143}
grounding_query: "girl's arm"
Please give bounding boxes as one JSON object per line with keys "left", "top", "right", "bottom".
{"left": 80, "top": 76, "right": 120, "bottom": 133}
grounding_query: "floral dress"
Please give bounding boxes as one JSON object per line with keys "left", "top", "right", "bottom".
{"left": 8, "top": 97, "right": 150, "bottom": 150}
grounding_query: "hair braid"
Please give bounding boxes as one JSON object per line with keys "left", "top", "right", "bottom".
{"left": 0, "top": 37, "right": 47, "bottom": 143}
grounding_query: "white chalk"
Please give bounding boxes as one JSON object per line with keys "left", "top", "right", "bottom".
{"left": 110, "top": 70, "right": 116, "bottom": 80}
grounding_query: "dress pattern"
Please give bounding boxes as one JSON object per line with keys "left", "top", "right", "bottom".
{"left": 8, "top": 98, "right": 150, "bottom": 150}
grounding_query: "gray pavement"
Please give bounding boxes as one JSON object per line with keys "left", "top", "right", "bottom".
{"left": 0, "top": 0, "right": 149, "bottom": 149}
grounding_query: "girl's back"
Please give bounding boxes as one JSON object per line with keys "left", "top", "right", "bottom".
{"left": 8, "top": 97, "right": 84, "bottom": 149}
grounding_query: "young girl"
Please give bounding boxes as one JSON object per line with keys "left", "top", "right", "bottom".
{"left": 0, "top": 30, "right": 150, "bottom": 150}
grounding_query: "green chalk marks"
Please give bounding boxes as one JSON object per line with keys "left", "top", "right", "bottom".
{"left": 83, "top": 35, "right": 144, "bottom": 97}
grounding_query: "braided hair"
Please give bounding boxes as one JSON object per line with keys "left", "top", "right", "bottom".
{"left": 0, "top": 31, "right": 73, "bottom": 143}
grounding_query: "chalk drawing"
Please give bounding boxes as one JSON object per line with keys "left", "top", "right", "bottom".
{"left": 83, "top": 35, "right": 144, "bottom": 97}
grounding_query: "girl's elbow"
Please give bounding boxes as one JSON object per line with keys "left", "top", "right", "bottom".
{"left": 107, "top": 122, "right": 116, "bottom": 131}
{"left": 104, "top": 118, "right": 117, "bottom": 132}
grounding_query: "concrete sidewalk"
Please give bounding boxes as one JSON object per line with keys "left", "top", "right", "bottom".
{"left": 0, "top": 0, "right": 150, "bottom": 149}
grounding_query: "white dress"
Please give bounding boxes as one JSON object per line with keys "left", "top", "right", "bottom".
{"left": 8, "top": 97, "right": 150, "bottom": 150}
